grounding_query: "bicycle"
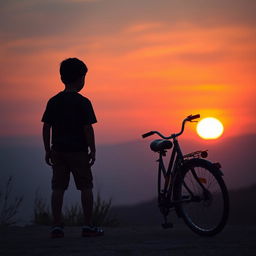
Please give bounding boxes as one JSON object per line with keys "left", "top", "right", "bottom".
{"left": 142, "top": 114, "right": 229, "bottom": 236}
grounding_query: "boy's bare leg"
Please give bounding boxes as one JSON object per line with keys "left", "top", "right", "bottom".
{"left": 81, "top": 189, "right": 93, "bottom": 226}
{"left": 51, "top": 189, "right": 65, "bottom": 226}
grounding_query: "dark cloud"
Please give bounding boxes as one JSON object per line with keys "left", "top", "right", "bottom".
{"left": 0, "top": 0, "right": 93, "bottom": 40}
{"left": 1, "top": 0, "right": 255, "bottom": 42}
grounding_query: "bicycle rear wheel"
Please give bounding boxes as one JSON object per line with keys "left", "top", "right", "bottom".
{"left": 176, "top": 158, "right": 229, "bottom": 236}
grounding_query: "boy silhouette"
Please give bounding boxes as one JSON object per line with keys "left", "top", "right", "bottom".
{"left": 42, "top": 58, "right": 103, "bottom": 238}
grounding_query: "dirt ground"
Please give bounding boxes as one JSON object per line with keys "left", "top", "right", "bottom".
{"left": 0, "top": 225, "right": 256, "bottom": 256}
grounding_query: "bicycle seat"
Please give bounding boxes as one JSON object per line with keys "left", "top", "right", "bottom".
{"left": 150, "top": 139, "right": 173, "bottom": 152}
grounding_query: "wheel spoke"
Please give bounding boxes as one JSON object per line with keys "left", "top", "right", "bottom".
{"left": 179, "top": 161, "right": 229, "bottom": 235}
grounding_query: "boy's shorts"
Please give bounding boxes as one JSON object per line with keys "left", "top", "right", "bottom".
{"left": 51, "top": 151, "right": 93, "bottom": 190}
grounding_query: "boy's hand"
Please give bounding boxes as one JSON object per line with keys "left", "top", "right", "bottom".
{"left": 45, "top": 151, "right": 53, "bottom": 166}
{"left": 89, "top": 151, "right": 96, "bottom": 166}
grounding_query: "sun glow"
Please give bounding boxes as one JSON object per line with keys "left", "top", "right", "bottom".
{"left": 196, "top": 117, "right": 224, "bottom": 140}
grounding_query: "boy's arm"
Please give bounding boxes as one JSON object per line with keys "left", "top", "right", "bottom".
{"left": 84, "top": 124, "right": 96, "bottom": 166}
{"left": 42, "top": 122, "right": 52, "bottom": 166}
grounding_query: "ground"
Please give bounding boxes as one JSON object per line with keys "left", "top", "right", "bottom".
{"left": 0, "top": 225, "right": 255, "bottom": 256}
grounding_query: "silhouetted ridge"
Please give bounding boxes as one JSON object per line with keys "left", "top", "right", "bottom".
{"left": 111, "top": 185, "right": 256, "bottom": 226}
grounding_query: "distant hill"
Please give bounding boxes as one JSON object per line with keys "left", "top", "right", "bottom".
{"left": 95, "top": 133, "right": 256, "bottom": 205}
{"left": 111, "top": 184, "right": 256, "bottom": 226}
{"left": 228, "top": 184, "right": 256, "bottom": 224}
{"left": 0, "top": 133, "right": 255, "bottom": 223}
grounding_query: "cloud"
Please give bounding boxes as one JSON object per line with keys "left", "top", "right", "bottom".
{"left": 0, "top": 0, "right": 255, "bottom": 140}
{"left": 125, "top": 22, "right": 164, "bottom": 33}
{"left": 62, "top": 0, "right": 102, "bottom": 2}
{"left": 1, "top": 0, "right": 256, "bottom": 42}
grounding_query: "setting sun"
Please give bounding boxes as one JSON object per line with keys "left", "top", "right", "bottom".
{"left": 196, "top": 117, "right": 224, "bottom": 140}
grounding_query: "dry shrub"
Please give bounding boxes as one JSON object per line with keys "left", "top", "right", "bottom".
{"left": 33, "top": 192, "right": 118, "bottom": 226}
{"left": 0, "top": 176, "right": 23, "bottom": 227}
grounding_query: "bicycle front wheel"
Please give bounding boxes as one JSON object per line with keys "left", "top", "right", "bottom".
{"left": 176, "top": 158, "right": 229, "bottom": 236}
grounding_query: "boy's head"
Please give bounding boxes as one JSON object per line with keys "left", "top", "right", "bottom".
{"left": 60, "top": 58, "right": 88, "bottom": 91}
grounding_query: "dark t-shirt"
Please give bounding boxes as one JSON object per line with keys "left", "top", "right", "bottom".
{"left": 41, "top": 91, "right": 97, "bottom": 152}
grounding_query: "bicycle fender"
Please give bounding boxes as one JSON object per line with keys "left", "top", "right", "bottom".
{"left": 182, "top": 158, "right": 224, "bottom": 176}
{"left": 173, "top": 158, "right": 224, "bottom": 218}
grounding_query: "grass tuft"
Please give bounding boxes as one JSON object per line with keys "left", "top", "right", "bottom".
{"left": 33, "top": 192, "right": 118, "bottom": 227}
{"left": 0, "top": 176, "right": 23, "bottom": 227}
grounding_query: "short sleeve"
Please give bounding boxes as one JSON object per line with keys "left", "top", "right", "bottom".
{"left": 81, "top": 99, "right": 97, "bottom": 125}
{"left": 41, "top": 100, "right": 54, "bottom": 124}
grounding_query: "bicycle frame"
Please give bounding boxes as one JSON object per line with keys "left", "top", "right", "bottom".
{"left": 157, "top": 137, "right": 184, "bottom": 200}
{"left": 142, "top": 114, "right": 229, "bottom": 234}
{"left": 142, "top": 115, "right": 201, "bottom": 214}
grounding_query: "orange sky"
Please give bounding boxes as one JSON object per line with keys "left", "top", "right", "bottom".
{"left": 0, "top": 0, "right": 256, "bottom": 144}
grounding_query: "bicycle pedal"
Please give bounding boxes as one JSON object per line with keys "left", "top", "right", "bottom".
{"left": 162, "top": 222, "right": 174, "bottom": 229}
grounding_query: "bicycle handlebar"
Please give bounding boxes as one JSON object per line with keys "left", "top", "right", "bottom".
{"left": 186, "top": 114, "right": 200, "bottom": 122}
{"left": 142, "top": 114, "right": 200, "bottom": 139}
{"left": 142, "top": 131, "right": 155, "bottom": 138}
